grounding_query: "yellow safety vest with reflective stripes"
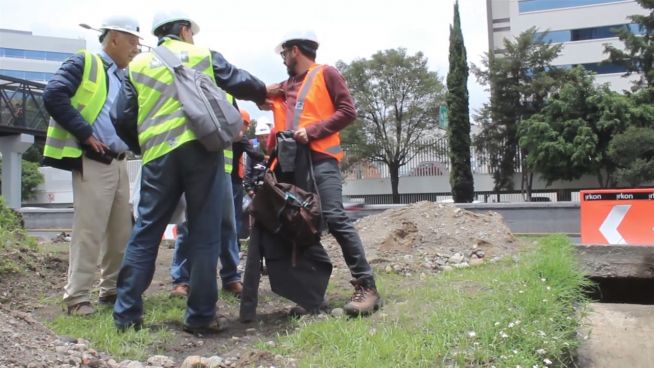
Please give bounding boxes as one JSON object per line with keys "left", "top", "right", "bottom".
{"left": 43, "top": 51, "right": 107, "bottom": 161}
{"left": 129, "top": 39, "right": 212, "bottom": 164}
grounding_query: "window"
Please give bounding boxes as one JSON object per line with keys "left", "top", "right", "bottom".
{"left": 519, "top": 0, "right": 629, "bottom": 13}
{"left": 557, "top": 63, "right": 628, "bottom": 74}
{"left": 0, "top": 47, "right": 73, "bottom": 62}
{"left": 537, "top": 23, "right": 641, "bottom": 43}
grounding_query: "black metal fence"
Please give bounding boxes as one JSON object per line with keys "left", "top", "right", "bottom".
{"left": 342, "top": 136, "right": 520, "bottom": 179}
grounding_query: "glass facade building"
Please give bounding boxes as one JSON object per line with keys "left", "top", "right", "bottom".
{"left": 519, "top": 0, "right": 631, "bottom": 13}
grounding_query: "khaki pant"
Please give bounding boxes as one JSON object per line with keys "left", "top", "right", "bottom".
{"left": 63, "top": 155, "right": 132, "bottom": 306}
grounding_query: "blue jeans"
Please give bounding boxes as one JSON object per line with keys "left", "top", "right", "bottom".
{"left": 113, "top": 142, "right": 225, "bottom": 329}
{"left": 170, "top": 173, "right": 241, "bottom": 287}
{"left": 314, "top": 158, "right": 375, "bottom": 288}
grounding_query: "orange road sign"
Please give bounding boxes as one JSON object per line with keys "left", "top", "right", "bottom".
{"left": 580, "top": 188, "right": 654, "bottom": 245}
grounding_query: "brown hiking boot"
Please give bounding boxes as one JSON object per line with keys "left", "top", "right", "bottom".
{"left": 343, "top": 280, "right": 382, "bottom": 317}
{"left": 170, "top": 284, "right": 189, "bottom": 298}
{"left": 183, "top": 314, "right": 229, "bottom": 335}
{"left": 67, "top": 301, "right": 95, "bottom": 316}
{"left": 223, "top": 281, "right": 243, "bottom": 298}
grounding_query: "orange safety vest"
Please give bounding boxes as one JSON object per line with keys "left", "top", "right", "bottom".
{"left": 270, "top": 64, "right": 344, "bottom": 161}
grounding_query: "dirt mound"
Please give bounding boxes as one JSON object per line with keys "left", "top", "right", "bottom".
{"left": 323, "top": 201, "right": 519, "bottom": 273}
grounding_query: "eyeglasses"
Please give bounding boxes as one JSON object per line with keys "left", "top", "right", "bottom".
{"left": 280, "top": 49, "right": 289, "bottom": 59}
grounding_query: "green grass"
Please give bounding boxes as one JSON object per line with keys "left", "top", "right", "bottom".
{"left": 49, "top": 295, "right": 186, "bottom": 361}
{"left": 0, "top": 198, "right": 38, "bottom": 275}
{"left": 273, "top": 235, "right": 590, "bottom": 367}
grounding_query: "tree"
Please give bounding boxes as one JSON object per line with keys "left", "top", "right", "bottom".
{"left": 472, "top": 28, "right": 563, "bottom": 198}
{"left": 609, "top": 126, "right": 654, "bottom": 186}
{"left": 605, "top": 0, "right": 654, "bottom": 91}
{"left": 446, "top": 1, "right": 474, "bottom": 203}
{"left": 338, "top": 48, "right": 445, "bottom": 203}
{"left": 519, "top": 67, "right": 633, "bottom": 187}
{"left": 0, "top": 159, "right": 44, "bottom": 201}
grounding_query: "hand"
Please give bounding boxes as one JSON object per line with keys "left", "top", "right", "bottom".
{"left": 258, "top": 99, "right": 273, "bottom": 111}
{"left": 293, "top": 128, "right": 309, "bottom": 144}
{"left": 266, "top": 83, "right": 284, "bottom": 98}
{"left": 248, "top": 190, "right": 255, "bottom": 198}
{"left": 84, "top": 136, "right": 109, "bottom": 154}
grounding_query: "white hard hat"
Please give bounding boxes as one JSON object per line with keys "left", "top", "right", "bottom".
{"left": 255, "top": 117, "right": 272, "bottom": 135}
{"left": 274, "top": 30, "right": 319, "bottom": 54}
{"left": 99, "top": 15, "right": 142, "bottom": 38}
{"left": 151, "top": 9, "right": 200, "bottom": 36}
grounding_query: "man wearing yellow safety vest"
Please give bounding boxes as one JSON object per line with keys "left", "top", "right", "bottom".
{"left": 42, "top": 15, "right": 141, "bottom": 316}
{"left": 111, "top": 10, "right": 269, "bottom": 333}
{"left": 268, "top": 31, "right": 382, "bottom": 316}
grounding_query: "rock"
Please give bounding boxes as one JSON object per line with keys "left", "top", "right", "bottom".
{"left": 449, "top": 253, "right": 465, "bottom": 264}
{"left": 453, "top": 262, "right": 470, "bottom": 269}
{"left": 106, "top": 359, "right": 119, "bottom": 368}
{"left": 384, "top": 265, "right": 393, "bottom": 273}
{"left": 470, "top": 258, "right": 484, "bottom": 266}
{"left": 205, "top": 356, "right": 223, "bottom": 368}
{"left": 179, "top": 356, "right": 206, "bottom": 368}
{"left": 266, "top": 340, "right": 276, "bottom": 348}
{"left": 55, "top": 345, "right": 68, "bottom": 353}
{"left": 245, "top": 328, "right": 257, "bottom": 335}
{"left": 125, "top": 361, "right": 144, "bottom": 368}
{"left": 392, "top": 264, "right": 402, "bottom": 272}
{"left": 73, "top": 343, "right": 87, "bottom": 351}
{"left": 442, "top": 265, "right": 454, "bottom": 272}
{"left": 331, "top": 308, "right": 345, "bottom": 317}
{"left": 147, "top": 355, "right": 175, "bottom": 368}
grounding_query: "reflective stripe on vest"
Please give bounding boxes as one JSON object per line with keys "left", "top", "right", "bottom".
{"left": 129, "top": 39, "right": 214, "bottom": 164}
{"left": 224, "top": 94, "right": 235, "bottom": 173}
{"left": 43, "top": 51, "right": 107, "bottom": 160}
{"left": 271, "top": 64, "right": 344, "bottom": 161}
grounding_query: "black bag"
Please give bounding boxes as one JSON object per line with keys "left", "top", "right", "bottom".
{"left": 250, "top": 171, "right": 321, "bottom": 249}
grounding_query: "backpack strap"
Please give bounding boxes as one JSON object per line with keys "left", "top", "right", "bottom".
{"left": 152, "top": 46, "right": 183, "bottom": 71}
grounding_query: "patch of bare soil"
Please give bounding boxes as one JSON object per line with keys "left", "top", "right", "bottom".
{"left": 323, "top": 201, "right": 519, "bottom": 274}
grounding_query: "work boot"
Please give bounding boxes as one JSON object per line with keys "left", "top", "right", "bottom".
{"left": 343, "top": 279, "right": 382, "bottom": 317}
{"left": 170, "top": 284, "right": 189, "bottom": 298}
{"left": 183, "top": 315, "right": 229, "bottom": 335}
{"left": 223, "top": 281, "right": 243, "bottom": 298}
{"left": 98, "top": 293, "right": 117, "bottom": 306}
{"left": 67, "top": 301, "right": 95, "bottom": 316}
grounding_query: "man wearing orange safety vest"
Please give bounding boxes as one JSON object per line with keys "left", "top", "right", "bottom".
{"left": 267, "top": 31, "right": 381, "bottom": 316}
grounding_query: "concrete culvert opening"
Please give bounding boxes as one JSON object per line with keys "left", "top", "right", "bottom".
{"left": 586, "top": 277, "right": 654, "bottom": 304}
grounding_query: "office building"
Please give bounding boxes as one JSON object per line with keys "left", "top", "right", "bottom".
{"left": 486, "top": 0, "right": 649, "bottom": 91}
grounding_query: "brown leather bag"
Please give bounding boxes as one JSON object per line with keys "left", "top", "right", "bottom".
{"left": 250, "top": 171, "right": 322, "bottom": 249}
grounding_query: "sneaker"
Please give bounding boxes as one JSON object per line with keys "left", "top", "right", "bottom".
{"left": 98, "top": 294, "right": 117, "bottom": 306}
{"left": 116, "top": 319, "right": 143, "bottom": 333}
{"left": 170, "top": 284, "right": 189, "bottom": 298}
{"left": 343, "top": 280, "right": 382, "bottom": 317}
{"left": 67, "top": 301, "right": 95, "bottom": 316}
{"left": 183, "top": 315, "right": 229, "bottom": 335}
{"left": 222, "top": 281, "right": 243, "bottom": 298}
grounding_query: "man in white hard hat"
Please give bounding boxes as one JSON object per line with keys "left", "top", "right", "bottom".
{"left": 42, "top": 14, "right": 141, "bottom": 316}
{"left": 268, "top": 30, "right": 382, "bottom": 317}
{"left": 111, "top": 9, "right": 271, "bottom": 333}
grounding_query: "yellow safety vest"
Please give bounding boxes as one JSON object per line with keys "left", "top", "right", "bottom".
{"left": 43, "top": 51, "right": 107, "bottom": 160}
{"left": 129, "top": 39, "right": 211, "bottom": 164}
{"left": 224, "top": 94, "right": 235, "bottom": 174}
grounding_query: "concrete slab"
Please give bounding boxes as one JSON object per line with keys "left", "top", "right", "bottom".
{"left": 576, "top": 245, "right": 654, "bottom": 278}
{"left": 578, "top": 303, "right": 654, "bottom": 368}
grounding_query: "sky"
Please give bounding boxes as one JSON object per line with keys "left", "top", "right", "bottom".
{"left": 0, "top": 0, "right": 491, "bottom": 123}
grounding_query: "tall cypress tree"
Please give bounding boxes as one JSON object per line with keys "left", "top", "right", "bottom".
{"left": 447, "top": 0, "right": 474, "bottom": 202}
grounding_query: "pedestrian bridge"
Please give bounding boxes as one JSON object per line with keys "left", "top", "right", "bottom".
{"left": 0, "top": 74, "right": 49, "bottom": 208}
{"left": 0, "top": 74, "right": 48, "bottom": 139}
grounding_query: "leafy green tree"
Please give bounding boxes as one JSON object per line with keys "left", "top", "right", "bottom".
{"left": 473, "top": 28, "right": 563, "bottom": 198}
{"left": 609, "top": 127, "right": 654, "bottom": 186}
{"left": 446, "top": 1, "right": 474, "bottom": 203}
{"left": 338, "top": 48, "right": 446, "bottom": 203}
{"left": 605, "top": 0, "right": 654, "bottom": 91}
{"left": 0, "top": 159, "right": 44, "bottom": 201}
{"left": 520, "top": 67, "right": 632, "bottom": 187}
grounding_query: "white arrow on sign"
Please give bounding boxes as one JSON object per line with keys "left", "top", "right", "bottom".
{"left": 599, "top": 205, "right": 631, "bottom": 244}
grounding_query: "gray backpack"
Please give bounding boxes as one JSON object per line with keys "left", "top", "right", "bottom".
{"left": 153, "top": 46, "right": 242, "bottom": 152}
